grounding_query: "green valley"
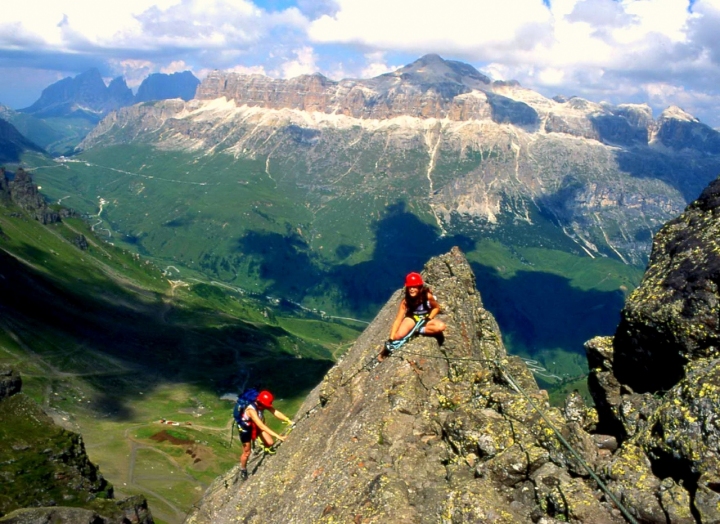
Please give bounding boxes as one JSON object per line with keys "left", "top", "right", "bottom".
{"left": 0, "top": 182, "right": 361, "bottom": 523}
{"left": 23, "top": 142, "right": 644, "bottom": 394}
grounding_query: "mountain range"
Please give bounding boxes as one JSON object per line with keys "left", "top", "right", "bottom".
{"left": 20, "top": 53, "right": 720, "bottom": 378}
{"left": 18, "top": 68, "right": 200, "bottom": 121}
{"left": 80, "top": 54, "right": 720, "bottom": 267}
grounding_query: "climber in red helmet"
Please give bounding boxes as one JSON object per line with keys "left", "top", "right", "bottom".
{"left": 390, "top": 272, "right": 446, "bottom": 339}
{"left": 378, "top": 272, "right": 446, "bottom": 362}
{"left": 238, "top": 390, "right": 291, "bottom": 481}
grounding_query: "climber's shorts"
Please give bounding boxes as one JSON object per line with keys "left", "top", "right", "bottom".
{"left": 239, "top": 427, "right": 253, "bottom": 444}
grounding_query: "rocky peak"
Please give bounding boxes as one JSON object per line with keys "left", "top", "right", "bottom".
{"left": 389, "top": 53, "right": 492, "bottom": 87}
{"left": 107, "top": 76, "right": 135, "bottom": 107}
{"left": 187, "top": 181, "right": 720, "bottom": 522}
{"left": 7, "top": 168, "right": 60, "bottom": 224}
{"left": 187, "top": 247, "right": 627, "bottom": 523}
{"left": 585, "top": 174, "right": 720, "bottom": 521}
{"left": 653, "top": 105, "right": 720, "bottom": 153}
{"left": 659, "top": 105, "right": 698, "bottom": 123}
{"left": 134, "top": 71, "right": 200, "bottom": 103}
{"left": 19, "top": 69, "right": 195, "bottom": 121}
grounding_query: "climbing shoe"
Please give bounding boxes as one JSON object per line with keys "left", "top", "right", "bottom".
{"left": 240, "top": 469, "right": 248, "bottom": 481}
{"left": 262, "top": 445, "right": 277, "bottom": 455}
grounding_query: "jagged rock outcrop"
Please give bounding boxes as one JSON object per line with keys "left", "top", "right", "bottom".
{"left": 187, "top": 248, "right": 624, "bottom": 524}
{"left": 586, "top": 174, "right": 720, "bottom": 522}
{"left": 0, "top": 366, "right": 154, "bottom": 523}
{"left": 6, "top": 168, "right": 60, "bottom": 224}
{"left": 19, "top": 69, "right": 133, "bottom": 121}
{"left": 0, "top": 367, "right": 21, "bottom": 400}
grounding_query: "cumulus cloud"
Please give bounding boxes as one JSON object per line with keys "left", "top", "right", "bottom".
{"left": 0, "top": 0, "right": 307, "bottom": 59}
{"left": 277, "top": 46, "right": 318, "bottom": 78}
{"left": 2, "top": 0, "right": 720, "bottom": 126}
{"left": 360, "top": 52, "right": 397, "bottom": 78}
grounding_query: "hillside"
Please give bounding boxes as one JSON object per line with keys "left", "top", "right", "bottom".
{"left": 0, "top": 168, "right": 360, "bottom": 522}
{"left": 0, "top": 118, "right": 43, "bottom": 163}
{"left": 0, "top": 367, "right": 154, "bottom": 523}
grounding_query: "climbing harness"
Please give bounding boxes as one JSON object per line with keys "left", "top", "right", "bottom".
{"left": 383, "top": 316, "right": 427, "bottom": 353}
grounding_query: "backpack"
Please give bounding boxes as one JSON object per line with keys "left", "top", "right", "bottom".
{"left": 233, "top": 388, "right": 259, "bottom": 425}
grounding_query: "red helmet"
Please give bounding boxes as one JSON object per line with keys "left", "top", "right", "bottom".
{"left": 405, "top": 272, "right": 424, "bottom": 288}
{"left": 256, "top": 390, "right": 274, "bottom": 408}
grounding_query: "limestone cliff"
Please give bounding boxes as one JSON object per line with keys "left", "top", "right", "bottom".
{"left": 187, "top": 248, "right": 624, "bottom": 524}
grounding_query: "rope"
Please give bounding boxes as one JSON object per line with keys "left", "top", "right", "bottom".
{"left": 496, "top": 361, "right": 638, "bottom": 524}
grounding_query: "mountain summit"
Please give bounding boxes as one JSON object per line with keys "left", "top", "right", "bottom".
{"left": 20, "top": 69, "right": 200, "bottom": 121}
{"left": 382, "top": 53, "right": 492, "bottom": 87}
{"left": 20, "top": 68, "right": 133, "bottom": 120}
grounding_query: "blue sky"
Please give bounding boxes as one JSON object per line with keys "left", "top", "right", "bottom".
{"left": 2, "top": 0, "right": 720, "bottom": 127}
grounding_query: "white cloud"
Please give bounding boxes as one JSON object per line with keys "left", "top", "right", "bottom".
{"left": 0, "top": 0, "right": 306, "bottom": 52}
{"left": 360, "top": 52, "right": 396, "bottom": 78}
{"left": 309, "top": 0, "right": 553, "bottom": 56}
{"left": 278, "top": 46, "right": 318, "bottom": 78}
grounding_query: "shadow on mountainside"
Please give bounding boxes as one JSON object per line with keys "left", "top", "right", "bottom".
{"left": 237, "top": 200, "right": 626, "bottom": 365}
{"left": 0, "top": 246, "right": 332, "bottom": 421}
{"left": 614, "top": 149, "right": 720, "bottom": 203}
{"left": 471, "top": 263, "right": 626, "bottom": 361}
{"left": 237, "top": 201, "right": 475, "bottom": 316}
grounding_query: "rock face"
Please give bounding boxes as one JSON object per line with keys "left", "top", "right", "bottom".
{"left": 613, "top": 175, "right": 720, "bottom": 393}
{"left": 187, "top": 248, "right": 624, "bottom": 524}
{"left": 80, "top": 55, "right": 720, "bottom": 267}
{"left": 0, "top": 366, "right": 154, "bottom": 524}
{"left": 6, "top": 168, "right": 60, "bottom": 224}
{"left": 586, "top": 174, "right": 720, "bottom": 522}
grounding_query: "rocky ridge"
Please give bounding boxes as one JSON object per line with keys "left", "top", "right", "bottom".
{"left": 0, "top": 366, "right": 154, "bottom": 524}
{"left": 585, "top": 174, "right": 720, "bottom": 522}
{"left": 189, "top": 174, "right": 720, "bottom": 523}
{"left": 79, "top": 55, "right": 720, "bottom": 266}
{"left": 187, "top": 247, "right": 623, "bottom": 523}
{"left": 1, "top": 167, "right": 75, "bottom": 224}
{"left": 19, "top": 69, "right": 200, "bottom": 121}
